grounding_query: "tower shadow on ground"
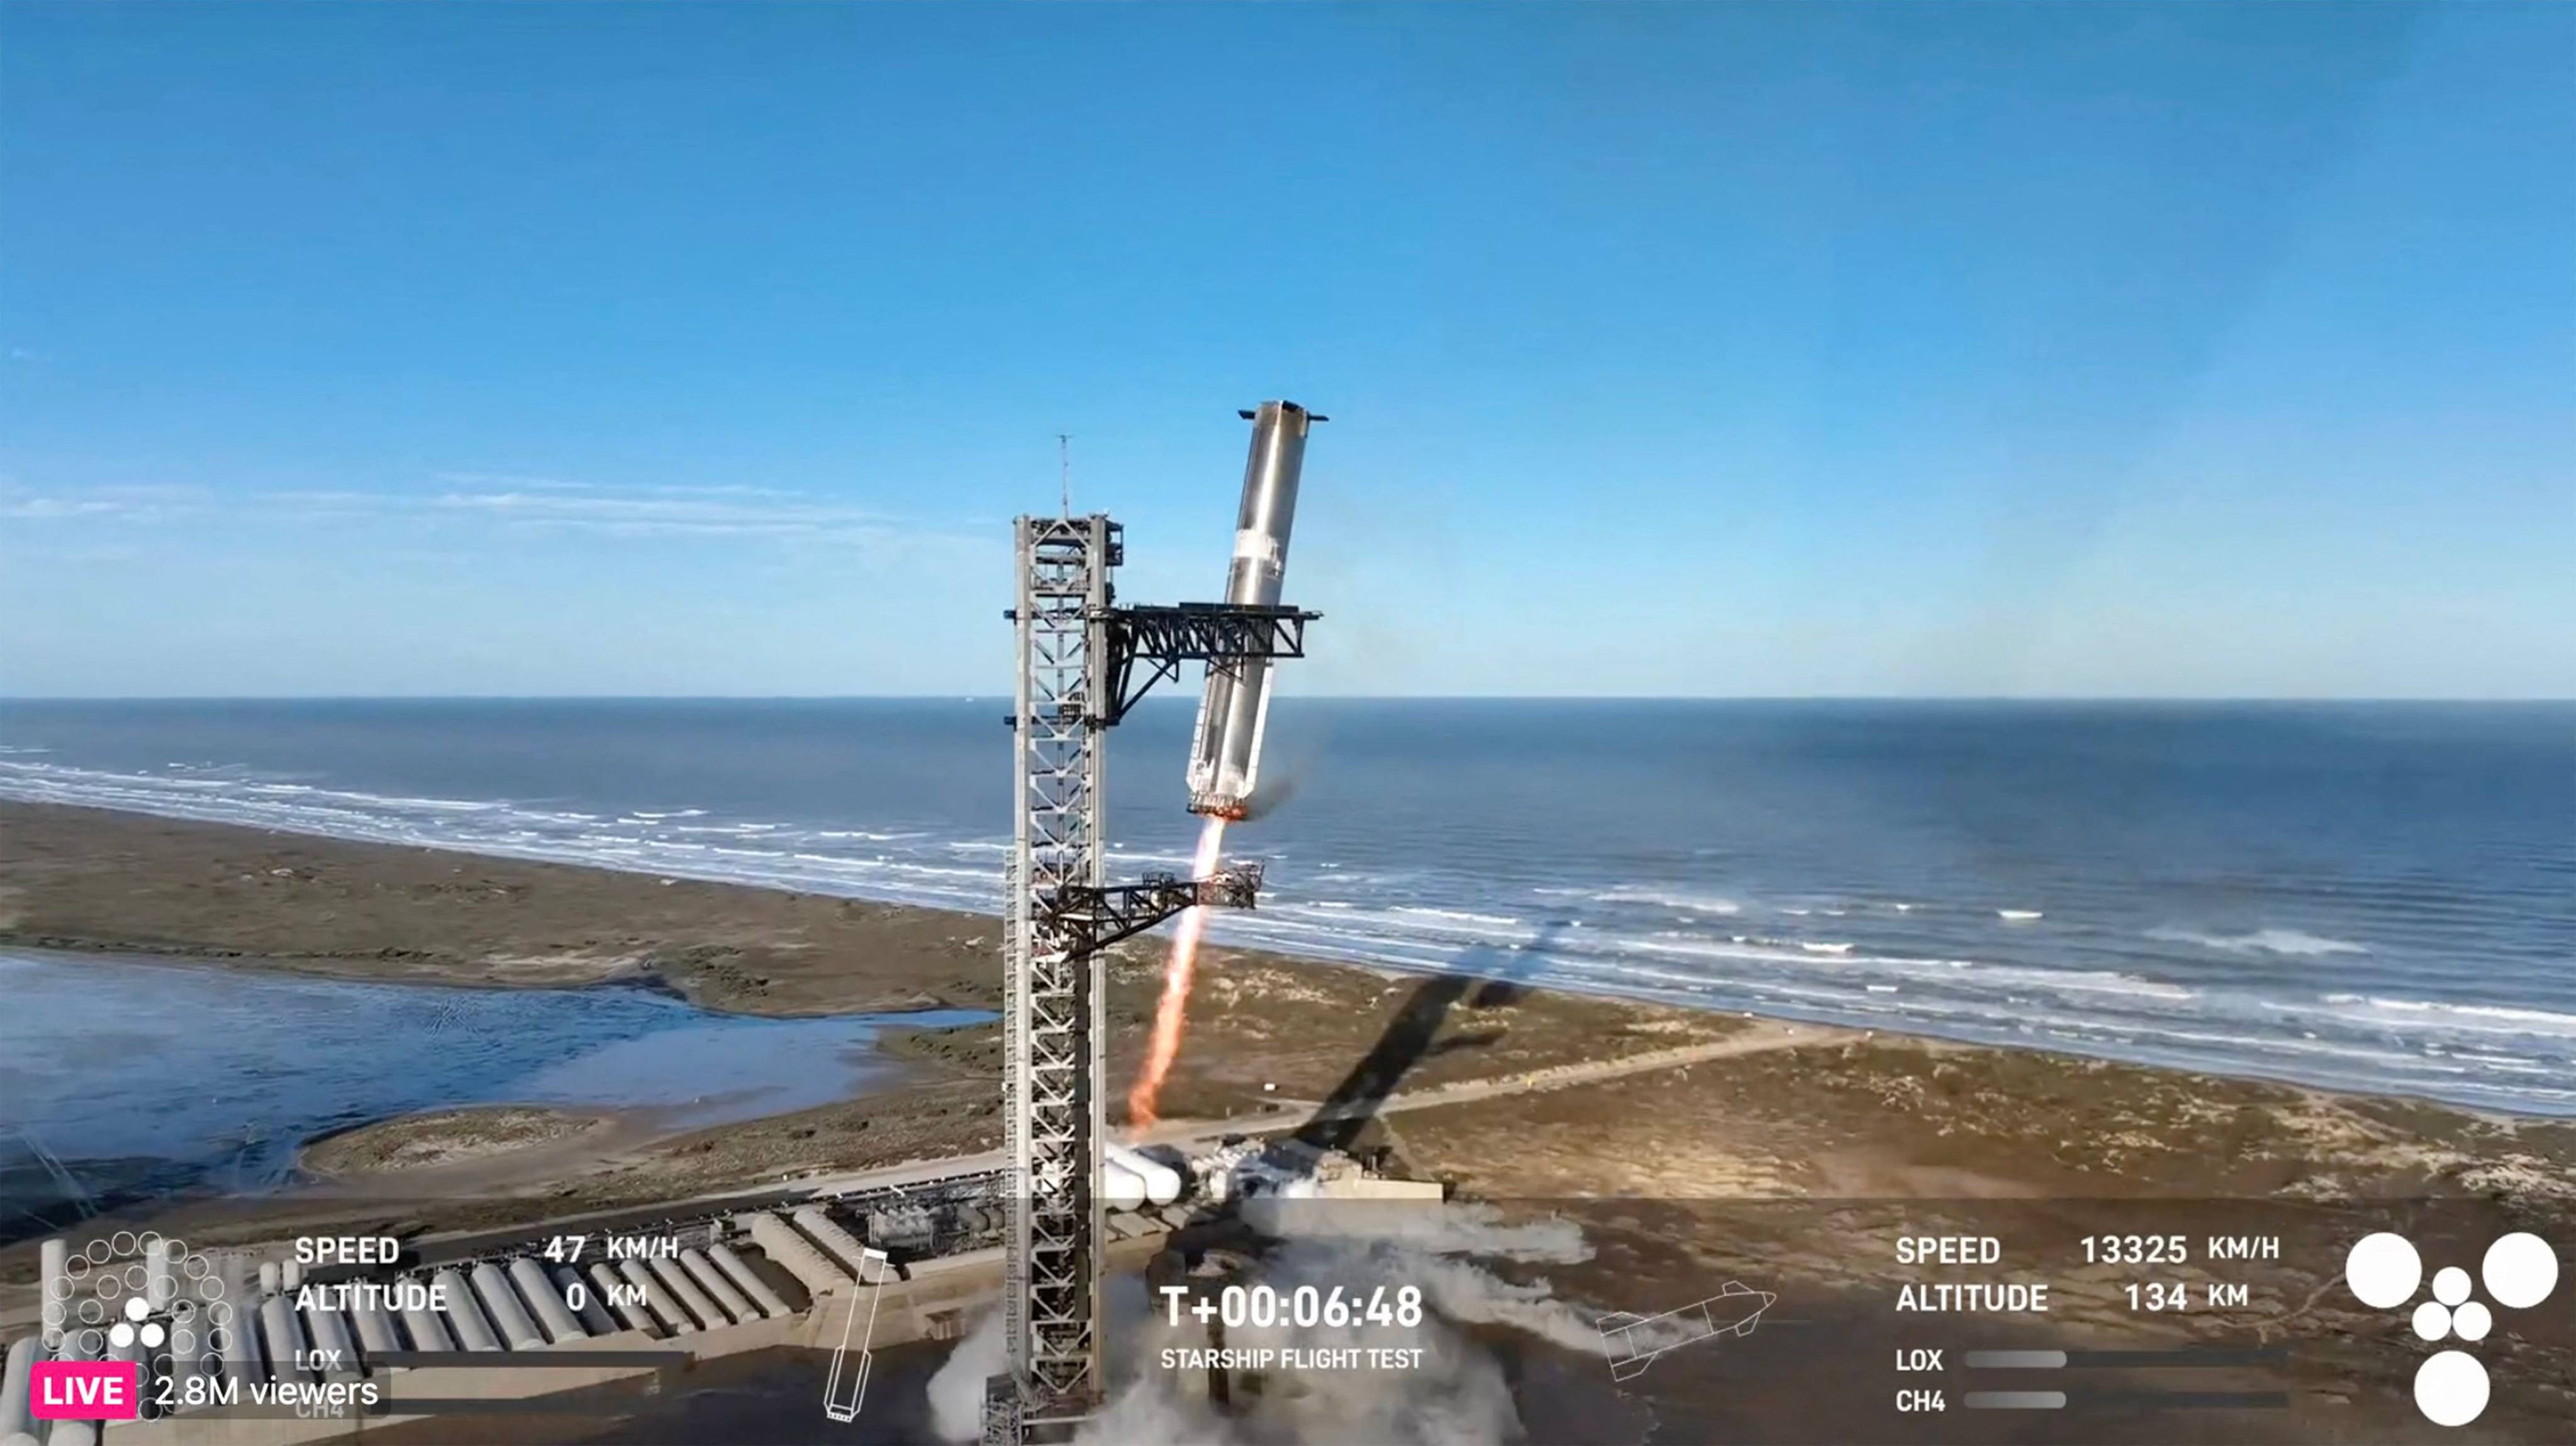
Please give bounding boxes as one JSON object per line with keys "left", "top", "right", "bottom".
{"left": 1288, "top": 920, "right": 1568, "bottom": 1158}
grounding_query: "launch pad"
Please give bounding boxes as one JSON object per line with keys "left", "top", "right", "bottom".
{"left": 988, "top": 403, "right": 1324, "bottom": 1443}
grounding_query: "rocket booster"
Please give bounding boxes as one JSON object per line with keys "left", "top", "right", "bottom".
{"left": 1186, "top": 401, "right": 1320, "bottom": 819}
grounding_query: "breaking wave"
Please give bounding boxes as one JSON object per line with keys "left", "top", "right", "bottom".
{"left": 2148, "top": 927, "right": 2369, "bottom": 958}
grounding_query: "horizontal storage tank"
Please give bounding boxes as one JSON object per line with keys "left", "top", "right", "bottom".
{"left": 34, "top": 1327, "right": 90, "bottom": 1446}
{"left": 348, "top": 1299, "right": 401, "bottom": 1360}
{"left": 644, "top": 1257, "right": 722, "bottom": 1332}
{"left": 616, "top": 1260, "right": 693, "bottom": 1335}
{"left": 677, "top": 1250, "right": 752, "bottom": 1325}
{"left": 145, "top": 1239, "right": 177, "bottom": 1311}
{"left": 2, "top": 1335, "right": 40, "bottom": 1442}
{"left": 708, "top": 1243, "right": 791, "bottom": 1318}
{"left": 217, "top": 1264, "right": 266, "bottom": 1389}
{"left": 162, "top": 1322, "right": 213, "bottom": 1415}
{"left": 789, "top": 1207, "right": 876, "bottom": 1276}
{"left": 35, "top": 1328, "right": 93, "bottom": 1446}
{"left": 552, "top": 1264, "right": 619, "bottom": 1336}
{"left": 1107, "top": 1143, "right": 1185, "bottom": 1206}
{"left": 745, "top": 1213, "right": 852, "bottom": 1296}
{"left": 38, "top": 1242, "right": 67, "bottom": 1350}
{"left": 398, "top": 1286, "right": 455, "bottom": 1353}
{"left": 1101, "top": 1160, "right": 1148, "bottom": 1212}
{"left": 507, "top": 1258, "right": 588, "bottom": 1344}
{"left": 432, "top": 1269, "right": 501, "bottom": 1352}
{"left": 259, "top": 1297, "right": 312, "bottom": 1384}
{"left": 584, "top": 1264, "right": 655, "bottom": 1335}
{"left": 470, "top": 1262, "right": 545, "bottom": 1350}
{"left": 301, "top": 1306, "right": 360, "bottom": 1382}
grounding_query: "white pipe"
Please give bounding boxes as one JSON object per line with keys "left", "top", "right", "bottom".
{"left": 788, "top": 1207, "right": 874, "bottom": 1276}
{"left": 1, "top": 1336, "right": 40, "bottom": 1440}
{"left": 1101, "top": 1159, "right": 1148, "bottom": 1212}
{"left": 616, "top": 1260, "right": 693, "bottom": 1335}
{"left": 584, "top": 1264, "right": 654, "bottom": 1335}
{"left": 551, "top": 1264, "right": 618, "bottom": 1336}
{"left": 677, "top": 1250, "right": 752, "bottom": 1324}
{"left": 744, "top": 1213, "right": 851, "bottom": 1296}
{"left": 708, "top": 1243, "right": 790, "bottom": 1319}
{"left": 430, "top": 1269, "right": 499, "bottom": 1352}
{"left": 644, "top": 1256, "right": 721, "bottom": 1332}
{"left": 469, "top": 1263, "right": 545, "bottom": 1350}
{"left": 1106, "top": 1143, "right": 1185, "bottom": 1206}
{"left": 506, "top": 1259, "right": 587, "bottom": 1344}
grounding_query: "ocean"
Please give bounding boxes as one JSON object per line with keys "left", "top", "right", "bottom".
{"left": 2, "top": 698, "right": 2570, "bottom": 1115}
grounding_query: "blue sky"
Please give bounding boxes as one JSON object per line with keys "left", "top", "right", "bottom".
{"left": 2, "top": 3, "right": 2567, "bottom": 698}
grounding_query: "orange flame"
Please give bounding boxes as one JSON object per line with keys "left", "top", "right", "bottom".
{"left": 1127, "top": 816, "right": 1229, "bottom": 1130}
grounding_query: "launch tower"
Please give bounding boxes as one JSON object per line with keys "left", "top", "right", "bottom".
{"left": 988, "top": 404, "right": 1324, "bottom": 1443}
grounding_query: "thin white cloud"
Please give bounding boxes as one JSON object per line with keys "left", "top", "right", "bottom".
{"left": 4, "top": 477, "right": 986, "bottom": 559}
{"left": 431, "top": 471, "right": 796, "bottom": 499}
{"left": 427, "top": 487, "right": 893, "bottom": 537}
{"left": 0, "top": 483, "right": 206, "bottom": 521}
{"left": 258, "top": 478, "right": 985, "bottom": 553}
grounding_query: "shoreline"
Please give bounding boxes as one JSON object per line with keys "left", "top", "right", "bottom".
{"left": 2, "top": 797, "right": 2567, "bottom": 1125}
{"left": 7, "top": 799, "right": 2575, "bottom": 1216}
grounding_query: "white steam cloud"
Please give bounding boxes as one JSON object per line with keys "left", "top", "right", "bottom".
{"left": 928, "top": 1204, "right": 1676, "bottom": 1446}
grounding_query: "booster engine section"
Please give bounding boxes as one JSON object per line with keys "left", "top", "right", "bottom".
{"left": 1186, "top": 400, "right": 1323, "bottom": 819}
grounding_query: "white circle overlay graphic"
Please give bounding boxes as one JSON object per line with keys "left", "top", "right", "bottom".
{"left": 2414, "top": 1350, "right": 2489, "bottom": 1427}
{"left": 2450, "top": 1301, "right": 2492, "bottom": 1342}
{"left": 2348, "top": 1232, "right": 2423, "bottom": 1309}
{"left": 2481, "top": 1232, "right": 2558, "bottom": 1311}
{"left": 2412, "top": 1301, "right": 2451, "bottom": 1341}
{"left": 2432, "top": 1266, "right": 2472, "bottom": 1306}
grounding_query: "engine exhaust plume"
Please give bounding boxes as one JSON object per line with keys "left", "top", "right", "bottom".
{"left": 1128, "top": 816, "right": 1229, "bottom": 1129}
{"left": 1137, "top": 402, "right": 1322, "bottom": 1127}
